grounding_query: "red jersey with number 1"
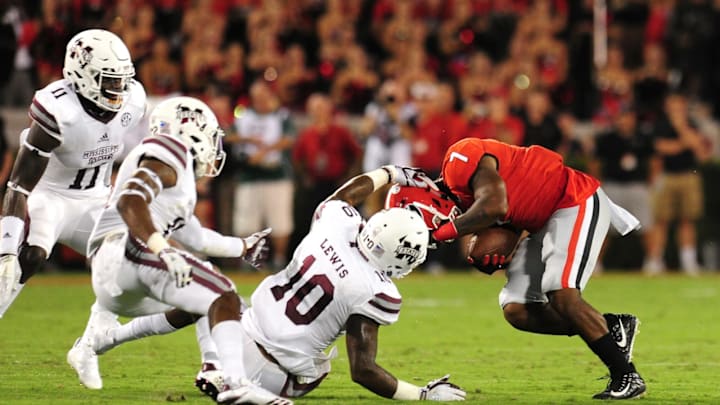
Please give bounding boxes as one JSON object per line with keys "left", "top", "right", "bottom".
{"left": 441, "top": 138, "right": 600, "bottom": 233}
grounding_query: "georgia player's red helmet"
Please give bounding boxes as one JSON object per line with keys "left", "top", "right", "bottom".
{"left": 385, "top": 184, "right": 461, "bottom": 231}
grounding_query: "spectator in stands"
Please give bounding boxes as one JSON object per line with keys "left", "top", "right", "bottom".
{"left": 289, "top": 92, "right": 362, "bottom": 253}
{"left": 466, "top": 85, "right": 525, "bottom": 145}
{"left": 520, "top": 87, "right": 563, "bottom": 150}
{"left": 646, "top": 92, "right": 711, "bottom": 275}
{"left": 275, "top": 44, "right": 315, "bottom": 111}
{"left": 590, "top": 104, "right": 658, "bottom": 272}
{"left": 183, "top": 24, "right": 224, "bottom": 95}
{"left": 0, "top": 115, "right": 13, "bottom": 196}
{"left": 122, "top": 4, "right": 155, "bottom": 69}
{"left": 459, "top": 51, "right": 493, "bottom": 119}
{"left": 633, "top": 42, "right": 671, "bottom": 122}
{"left": 32, "top": 0, "right": 70, "bottom": 87}
{"left": 331, "top": 45, "right": 379, "bottom": 114}
{"left": 359, "top": 79, "right": 413, "bottom": 214}
{"left": 593, "top": 43, "right": 634, "bottom": 130}
{"left": 231, "top": 80, "right": 295, "bottom": 270}
{"left": 2, "top": 3, "right": 33, "bottom": 107}
{"left": 214, "top": 42, "right": 247, "bottom": 104}
{"left": 139, "top": 37, "right": 181, "bottom": 96}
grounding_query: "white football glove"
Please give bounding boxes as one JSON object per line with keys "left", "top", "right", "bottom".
{"left": 382, "top": 165, "right": 438, "bottom": 190}
{"left": 0, "top": 254, "right": 21, "bottom": 307}
{"left": 242, "top": 228, "right": 272, "bottom": 269}
{"left": 158, "top": 248, "right": 193, "bottom": 288}
{"left": 420, "top": 375, "right": 466, "bottom": 401}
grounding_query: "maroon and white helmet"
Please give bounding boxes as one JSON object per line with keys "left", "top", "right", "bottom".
{"left": 385, "top": 184, "right": 461, "bottom": 231}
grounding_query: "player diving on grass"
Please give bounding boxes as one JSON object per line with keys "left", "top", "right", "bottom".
{"left": 0, "top": 29, "right": 147, "bottom": 318}
{"left": 66, "top": 96, "right": 272, "bottom": 398}
{"left": 78, "top": 164, "right": 467, "bottom": 404}
{"left": 391, "top": 138, "right": 647, "bottom": 400}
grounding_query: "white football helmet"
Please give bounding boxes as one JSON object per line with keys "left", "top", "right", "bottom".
{"left": 63, "top": 29, "right": 135, "bottom": 111}
{"left": 149, "top": 96, "right": 226, "bottom": 178}
{"left": 357, "top": 207, "right": 429, "bottom": 278}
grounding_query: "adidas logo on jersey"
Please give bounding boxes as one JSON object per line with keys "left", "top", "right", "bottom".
{"left": 98, "top": 133, "right": 109, "bottom": 143}
{"left": 3, "top": 232, "right": 11, "bottom": 238}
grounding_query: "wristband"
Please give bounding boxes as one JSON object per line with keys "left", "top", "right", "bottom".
{"left": 365, "top": 168, "right": 393, "bottom": 191}
{"left": 147, "top": 232, "right": 170, "bottom": 254}
{"left": 0, "top": 216, "right": 25, "bottom": 255}
{"left": 392, "top": 379, "right": 421, "bottom": 400}
{"left": 433, "top": 221, "right": 459, "bottom": 241}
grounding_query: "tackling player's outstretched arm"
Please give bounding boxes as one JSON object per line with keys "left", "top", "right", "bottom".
{"left": 0, "top": 124, "right": 60, "bottom": 254}
{"left": 327, "top": 165, "right": 437, "bottom": 207}
{"left": 345, "top": 314, "right": 400, "bottom": 398}
{"left": 433, "top": 155, "right": 508, "bottom": 241}
{"left": 346, "top": 314, "right": 467, "bottom": 401}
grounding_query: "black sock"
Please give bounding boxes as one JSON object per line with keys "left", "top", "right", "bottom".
{"left": 588, "top": 333, "right": 634, "bottom": 377}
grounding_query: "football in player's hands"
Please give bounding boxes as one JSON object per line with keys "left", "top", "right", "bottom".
{"left": 466, "top": 226, "right": 521, "bottom": 274}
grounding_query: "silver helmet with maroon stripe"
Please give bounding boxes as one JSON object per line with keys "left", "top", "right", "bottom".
{"left": 63, "top": 29, "right": 135, "bottom": 112}
{"left": 149, "top": 96, "right": 226, "bottom": 178}
{"left": 357, "top": 207, "right": 429, "bottom": 278}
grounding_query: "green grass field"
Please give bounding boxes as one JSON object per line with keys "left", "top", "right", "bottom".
{"left": 1, "top": 271, "right": 718, "bottom": 404}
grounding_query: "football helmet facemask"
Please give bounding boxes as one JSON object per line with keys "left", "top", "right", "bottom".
{"left": 357, "top": 207, "right": 429, "bottom": 278}
{"left": 149, "top": 96, "right": 226, "bottom": 178}
{"left": 385, "top": 184, "right": 461, "bottom": 231}
{"left": 63, "top": 29, "right": 135, "bottom": 112}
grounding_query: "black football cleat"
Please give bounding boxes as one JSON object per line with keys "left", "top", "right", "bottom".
{"left": 593, "top": 371, "right": 646, "bottom": 400}
{"left": 604, "top": 313, "right": 639, "bottom": 363}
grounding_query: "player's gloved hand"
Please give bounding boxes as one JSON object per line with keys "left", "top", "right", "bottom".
{"left": 466, "top": 253, "right": 507, "bottom": 275}
{"left": 158, "top": 248, "right": 193, "bottom": 288}
{"left": 242, "top": 228, "right": 272, "bottom": 269}
{"left": 382, "top": 165, "right": 438, "bottom": 190}
{"left": 0, "top": 254, "right": 21, "bottom": 306}
{"left": 420, "top": 374, "right": 466, "bottom": 401}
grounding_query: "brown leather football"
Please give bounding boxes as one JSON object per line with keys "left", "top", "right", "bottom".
{"left": 466, "top": 227, "right": 521, "bottom": 270}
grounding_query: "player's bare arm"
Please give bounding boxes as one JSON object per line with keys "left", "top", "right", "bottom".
{"left": 345, "top": 314, "right": 397, "bottom": 398}
{"left": 452, "top": 155, "right": 508, "bottom": 236}
{"left": 328, "top": 165, "right": 436, "bottom": 207}
{"left": 116, "top": 157, "right": 177, "bottom": 243}
{"left": 2, "top": 123, "right": 60, "bottom": 220}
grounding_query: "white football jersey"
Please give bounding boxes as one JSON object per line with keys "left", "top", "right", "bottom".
{"left": 242, "top": 200, "right": 402, "bottom": 379}
{"left": 27, "top": 78, "right": 146, "bottom": 198}
{"left": 88, "top": 134, "right": 197, "bottom": 256}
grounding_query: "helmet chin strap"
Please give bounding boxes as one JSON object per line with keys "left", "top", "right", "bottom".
{"left": 77, "top": 94, "right": 117, "bottom": 123}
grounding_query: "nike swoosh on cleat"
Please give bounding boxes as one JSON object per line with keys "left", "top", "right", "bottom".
{"left": 610, "top": 384, "right": 632, "bottom": 398}
{"left": 617, "top": 323, "right": 628, "bottom": 348}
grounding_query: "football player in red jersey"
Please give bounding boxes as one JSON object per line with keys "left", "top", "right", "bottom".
{"left": 432, "top": 138, "right": 647, "bottom": 400}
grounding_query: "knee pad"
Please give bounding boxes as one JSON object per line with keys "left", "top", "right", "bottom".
{"left": 18, "top": 245, "right": 48, "bottom": 283}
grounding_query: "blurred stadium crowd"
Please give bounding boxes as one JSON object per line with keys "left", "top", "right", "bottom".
{"left": 1, "top": 0, "right": 720, "bottom": 273}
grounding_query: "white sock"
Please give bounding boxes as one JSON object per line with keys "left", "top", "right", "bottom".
{"left": 196, "top": 316, "right": 220, "bottom": 366}
{"left": 212, "top": 320, "right": 246, "bottom": 384}
{"left": 112, "top": 313, "right": 177, "bottom": 346}
{"left": 0, "top": 282, "right": 25, "bottom": 318}
{"left": 80, "top": 302, "right": 118, "bottom": 342}
{"left": 680, "top": 247, "right": 699, "bottom": 272}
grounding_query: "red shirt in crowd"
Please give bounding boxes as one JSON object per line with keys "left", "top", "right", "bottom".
{"left": 441, "top": 138, "right": 600, "bottom": 233}
{"left": 412, "top": 112, "right": 467, "bottom": 175}
{"left": 466, "top": 114, "right": 525, "bottom": 146}
{"left": 292, "top": 124, "right": 362, "bottom": 182}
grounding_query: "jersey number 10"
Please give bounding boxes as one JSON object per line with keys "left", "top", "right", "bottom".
{"left": 270, "top": 255, "right": 334, "bottom": 325}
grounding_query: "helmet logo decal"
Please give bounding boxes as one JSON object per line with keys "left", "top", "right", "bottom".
{"left": 394, "top": 236, "right": 421, "bottom": 266}
{"left": 69, "top": 40, "right": 94, "bottom": 69}
{"left": 175, "top": 104, "right": 206, "bottom": 128}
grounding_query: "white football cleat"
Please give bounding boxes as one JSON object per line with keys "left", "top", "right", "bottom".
{"left": 67, "top": 337, "right": 102, "bottom": 389}
{"left": 217, "top": 379, "right": 294, "bottom": 405}
{"left": 195, "top": 362, "right": 224, "bottom": 400}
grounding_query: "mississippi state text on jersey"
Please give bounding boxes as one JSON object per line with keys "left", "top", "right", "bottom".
{"left": 28, "top": 78, "right": 146, "bottom": 198}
